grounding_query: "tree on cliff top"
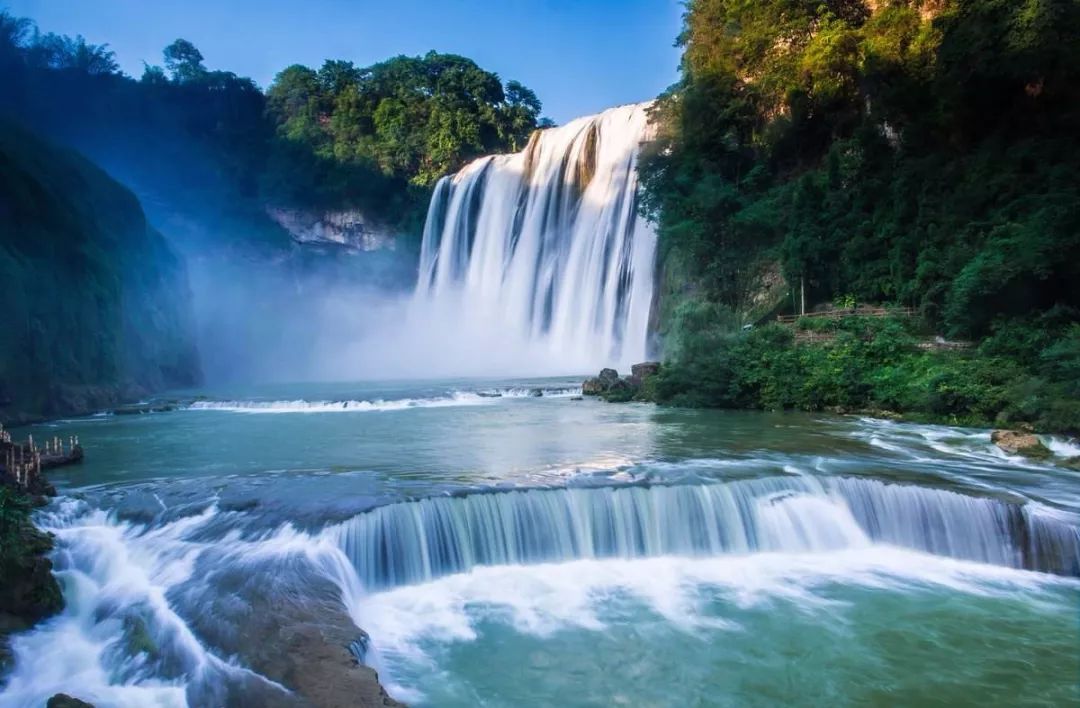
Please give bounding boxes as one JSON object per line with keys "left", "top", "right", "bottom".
{"left": 163, "top": 38, "right": 206, "bottom": 83}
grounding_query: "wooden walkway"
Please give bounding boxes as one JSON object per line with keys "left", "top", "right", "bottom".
{"left": 1, "top": 426, "right": 82, "bottom": 491}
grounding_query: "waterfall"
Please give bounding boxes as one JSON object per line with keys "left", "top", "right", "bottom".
{"left": 412, "top": 103, "right": 657, "bottom": 372}
{"left": 328, "top": 477, "right": 1080, "bottom": 590}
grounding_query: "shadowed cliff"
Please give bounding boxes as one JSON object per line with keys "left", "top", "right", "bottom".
{"left": 0, "top": 121, "right": 200, "bottom": 421}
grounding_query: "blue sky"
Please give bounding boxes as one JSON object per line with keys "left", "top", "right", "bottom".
{"left": 6, "top": 0, "right": 684, "bottom": 123}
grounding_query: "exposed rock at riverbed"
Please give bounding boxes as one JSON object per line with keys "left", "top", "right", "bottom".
{"left": 583, "top": 363, "right": 660, "bottom": 402}
{"left": 110, "top": 402, "right": 179, "bottom": 415}
{"left": 991, "top": 430, "right": 1052, "bottom": 459}
{"left": 180, "top": 552, "right": 404, "bottom": 707}
{"left": 47, "top": 694, "right": 95, "bottom": 708}
{"left": 0, "top": 520, "right": 63, "bottom": 626}
{"left": 630, "top": 362, "right": 660, "bottom": 383}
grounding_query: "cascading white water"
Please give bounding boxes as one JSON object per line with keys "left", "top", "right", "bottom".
{"left": 412, "top": 103, "right": 658, "bottom": 372}
{"left": 329, "top": 477, "right": 1080, "bottom": 590}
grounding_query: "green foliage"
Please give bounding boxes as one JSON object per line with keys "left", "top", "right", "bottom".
{"left": 643, "top": 0, "right": 1080, "bottom": 328}
{"left": 28, "top": 33, "right": 118, "bottom": 75}
{"left": 642, "top": 0, "right": 1080, "bottom": 430}
{"left": 162, "top": 38, "right": 206, "bottom": 83}
{"left": 0, "top": 486, "right": 32, "bottom": 551}
{"left": 653, "top": 314, "right": 1080, "bottom": 433}
{"left": 834, "top": 294, "right": 857, "bottom": 310}
{"left": 265, "top": 51, "right": 544, "bottom": 206}
{"left": 0, "top": 486, "right": 63, "bottom": 622}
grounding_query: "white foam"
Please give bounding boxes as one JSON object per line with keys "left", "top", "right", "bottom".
{"left": 853, "top": 418, "right": 1055, "bottom": 470}
{"left": 1046, "top": 436, "right": 1080, "bottom": 459}
{"left": 354, "top": 548, "right": 1077, "bottom": 700}
{"left": 2, "top": 505, "right": 293, "bottom": 707}
{"left": 186, "top": 387, "right": 582, "bottom": 414}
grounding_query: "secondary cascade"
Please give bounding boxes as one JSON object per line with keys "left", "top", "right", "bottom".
{"left": 414, "top": 103, "right": 657, "bottom": 370}
{"left": 329, "top": 476, "right": 1080, "bottom": 590}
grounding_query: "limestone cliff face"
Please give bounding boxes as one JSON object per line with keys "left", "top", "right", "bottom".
{"left": 267, "top": 207, "right": 399, "bottom": 252}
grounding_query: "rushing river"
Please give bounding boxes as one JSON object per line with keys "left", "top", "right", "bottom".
{"left": 2, "top": 378, "right": 1079, "bottom": 706}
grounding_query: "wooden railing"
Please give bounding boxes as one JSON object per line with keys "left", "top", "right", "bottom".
{"left": 776, "top": 306, "right": 915, "bottom": 324}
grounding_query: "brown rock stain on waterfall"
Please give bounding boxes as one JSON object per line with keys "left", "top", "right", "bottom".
{"left": 521, "top": 129, "right": 543, "bottom": 186}
{"left": 575, "top": 122, "right": 599, "bottom": 194}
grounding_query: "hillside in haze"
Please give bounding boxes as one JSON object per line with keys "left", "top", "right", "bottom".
{"left": 0, "top": 121, "right": 199, "bottom": 421}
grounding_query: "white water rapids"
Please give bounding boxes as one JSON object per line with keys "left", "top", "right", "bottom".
{"left": 5, "top": 472, "right": 1078, "bottom": 706}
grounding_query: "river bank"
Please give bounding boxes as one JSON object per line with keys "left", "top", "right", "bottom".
{"left": 585, "top": 315, "right": 1080, "bottom": 439}
{"left": 583, "top": 356, "right": 1080, "bottom": 465}
{"left": 0, "top": 486, "right": 64, "bottom": 683}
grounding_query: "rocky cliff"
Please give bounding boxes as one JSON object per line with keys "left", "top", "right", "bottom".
{"left": 0, "top": 122, "right": 200, "bottom": 422}
{"left": 267, "top": 207, "right": 399, "bottom": 252}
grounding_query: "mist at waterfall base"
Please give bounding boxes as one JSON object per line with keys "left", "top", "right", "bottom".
{"left": 189, "top": 103, "right": 659, "bottom": 384}
{"left": 184, "top": 249, "right": 418, "bottom": 384}
{"left": 6, "top": 388, "right": 1080, "bottom": 706}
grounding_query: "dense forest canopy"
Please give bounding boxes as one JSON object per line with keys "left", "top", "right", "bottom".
{"left": 641, "top": 0, "right": 1080, "bottom": 432}
{"left": 263, "top": 52, "right": 545, "bottom": 208}
{"left": 643, "top": 0, "right": 1080, "bottom": 334}
{"left": 0, "top": 10, "right": 547, "bottom": 236}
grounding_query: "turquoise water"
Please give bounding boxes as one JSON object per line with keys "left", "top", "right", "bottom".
{"left": 3, "top": 379, "right": 1079, "bottom": 706}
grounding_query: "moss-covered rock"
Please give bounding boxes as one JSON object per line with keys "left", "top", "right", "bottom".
{"left": 0, "top": 486, "right": 64, "bottom": 676}
{"left": 122, "top": 613, "right": 159, "bottom": 658}
{"left": 582, "top": 364, "right": 661, "bottom": 403}
{"left": 0, "top": 504, "right": 63, "bottom": 625}
{"left": 602, "top": 379, "right": 636, "bottom": 402}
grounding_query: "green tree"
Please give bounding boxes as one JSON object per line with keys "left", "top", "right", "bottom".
{"left": 26, "top": 32, "right": 118, "bottom": 74}
{"left": 163, "top": 38, "right": 206, "bottom": 83}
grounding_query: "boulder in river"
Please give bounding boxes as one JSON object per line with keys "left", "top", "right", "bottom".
{"left": 630, "top": 361, "right": 660, "bottom": 381}
{"left": 582, "top": 364, "right": 659, "bottom": 402}
{"left": 47, "top": 695, "right": 95, "bottom": 708}
{"left": 603, "top": 378, "right": 636, "bottom": 402}
{"left": 582, "top": 378, "right": 606, "bottom": 395}
{"left": 991, "top": 430, "right": 1051, "bottom": 459}
{"left": 583, "top": 368, "right": 620, "bottom": 396}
